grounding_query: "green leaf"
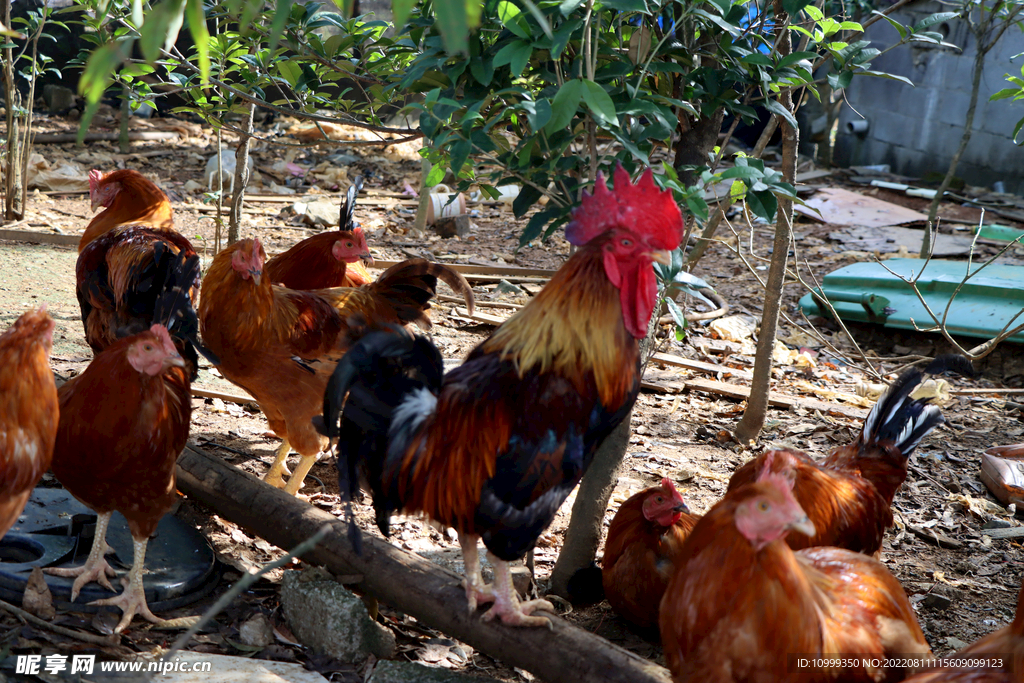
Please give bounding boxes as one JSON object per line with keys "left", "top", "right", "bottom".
{"left": 520, "top": 207, "right": 560, "bottom": 247}
{"left": 470, "top": 57, "right": 494, "bottom": 86}
{"left": 746, "top": 189, "right": 778, "bottom": 222}
{"left": 720, "top": 166, "right": 762, "bottom": 180}
{"left": 434, "top": 0, "right": 469, "bottom": 55}
{"left": 827, "top": 70, "right": 853, "bottom": 90}
{"left": 424, "top": 164, "right": 446, "bottom": 187}
{"left": 872, "top": 11, "right": 909, "bottom": 40}
{"left": 544, "top": 78, "right": 583, "bottom": 135}
{"left": 185, "top": 0, "right": 209, "bottom": 83}
{"left": 493, "top": 40, "right": 532, "bottom": 77}
{"left": 266, "top": 0, "right": 294, "bottom": 51}
{"left": 391, "top": 0, "right": 416, "bottom": 29}
{"left": 78, "top": 41, "right": 127, "bottom": 143}
{"left": 602, "top": 0, "right": 647, "bottom": 10}
{"left": 519, "top": 0, "right": 553, "bottom": 39}
{"left": 803, "top": 5, "right": 823, "bottom": 20}
{"left": 497, "top": 1, "right": 531, "bottom": 40}
{"left": 138, "top": 0, "right": 184, "bottom": 63}
{"left": 523, "top": 98, "right": 552, "bottom": 131}
{"left": 581, "top": 79, "right": 616, "bottom": 128}
{"left": 559, "top": 0, "right": 585, "bottom": 16}
{"left": 277, "top": 60, "right": 301, "bottom": 86}
{"left": 991, "top": 87, "right": 1021, "bottom": 101}
{"left": 665, "top": 297, "right": 687, "bottom": 331}
{"left": 839, "top": 21, "right": 863, "bottom": 31}
{"left": 763, "top": 98, "right": 798, "bottom": 130}
{"left": 913, "top": 12, "right": 959, "bottom": 32}
{"left": 449, "top": 138, "right": 472, "bottom": 175}
{"left": 861, "top": 69, "right": 914, "bottom": 86}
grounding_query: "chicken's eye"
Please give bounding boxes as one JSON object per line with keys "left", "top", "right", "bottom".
{"left": 758, "top": 501, "right": 770, "bottom": 512}
{"left": 620, "top": 238, "right": 633, "bottom": 247}
{"left": 345, "top": 242, "right": 353, "bottom": 248}
{"left": 654, "top": 496, "right": 664, "bottom": 504}
{"left": 143, "top": 344, "right": 153, "bottom": 352}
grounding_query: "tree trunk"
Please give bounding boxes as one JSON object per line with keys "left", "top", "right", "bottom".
{"left": 175, "top": 446, "right": 672, "bottom": 683}
{"left": 922, "top": 33, "right": 986, "bottom": 257}
{"left": 733, "top": 0, "right": 799, "bottom": 445}
{"left": 228, "top": 103, "right": 256, "bottom": 245}
{"left": 547, "top": 414, "right": 630, "bottom": 598}
{"left": 673, "top": 107, "right": 726, "bottom": 186}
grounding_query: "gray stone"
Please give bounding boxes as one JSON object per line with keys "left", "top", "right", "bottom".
{"left": 922, "top": 593, "right": 952, "bottom": 610}
{"left": 296, "top": 198, "right": 340, "bottom": 226}
{"left": 368, "top": 660, "right": 499, "bottom": 683}
{"left": 42, "top": 84, "right": 74, "bottom": 114}
{"left": 432, "top": 214, "right": 470, "bottom": 238}
{"left": 239, "top": 611, "right": 274, "bottom": 647}
{"left": 281, "top": 569, "right": 396, "bottom": 662}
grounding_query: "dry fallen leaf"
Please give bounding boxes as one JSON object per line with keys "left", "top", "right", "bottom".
{"left": 21, "top": 567, "right": 55, "bottom": 620}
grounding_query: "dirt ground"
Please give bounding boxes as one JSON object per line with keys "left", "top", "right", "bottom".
{"left": 1, "top": 111, "right": 1023, "bottom": 681}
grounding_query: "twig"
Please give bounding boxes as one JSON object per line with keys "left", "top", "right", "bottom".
{"left": 162, "top": 524, "right": 331, "bottom": 662}
{"left": 0, "top": 598, "right": 119, "bottom": 646}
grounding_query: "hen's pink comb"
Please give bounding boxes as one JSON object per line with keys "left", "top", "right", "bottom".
{"left": 565, "top": 163, "right": 683, "bottom": 251}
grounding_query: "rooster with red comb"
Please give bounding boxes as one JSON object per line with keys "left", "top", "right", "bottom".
{"left": 315, "top": 164, "right": 684, "bottom": 627}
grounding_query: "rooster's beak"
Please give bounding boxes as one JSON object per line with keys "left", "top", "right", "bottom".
{"left": 361, "top": 252, "right": 375, "bottom": 267}
{"left": 787, "top": 515, "right": 816, "bottom": 538}
{"left": 250, "top": 269, "right": 262, "bottom": 286}
{"left": 164, "top": 355, "right": 187, "bottom": 369}
{"left": 649, "top": 250, "right": 672, "bottom": 266}
{"left": 672, "top": 503, "right": 690, "bottom": 514}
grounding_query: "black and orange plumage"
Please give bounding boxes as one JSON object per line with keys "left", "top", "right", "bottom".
{"left": 318, "top": 165, "right": 684, "bottom": 627}
{"left": 726, "top": 356, "right": 969, "bottom": 555}
{"left": 199, "top": 238, "right": 473, "bottom": 495}
{"left": 76, "top": 169, "right": 214, "bottom": 378}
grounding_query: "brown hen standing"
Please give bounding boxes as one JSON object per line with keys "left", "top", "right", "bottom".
{"left": 47, "top": 325, "right": 192, "bottom": 633}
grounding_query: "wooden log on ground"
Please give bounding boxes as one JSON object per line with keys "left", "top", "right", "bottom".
{"left": 175, "top": 446, "right": 671, "bottom": 683}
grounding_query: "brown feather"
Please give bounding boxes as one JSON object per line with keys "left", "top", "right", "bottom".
{"left": 80, "top": 170, "right": 173, "bottom": 251}
{"left": 0, "top": 309, "right": 58, "bottom": 538}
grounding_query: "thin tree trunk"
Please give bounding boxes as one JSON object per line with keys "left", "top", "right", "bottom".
{"left": 733, "top": 0, "right": 799, "bottom": 445}
{"left": 921, "top": 29, "right": 986, "bottom": 257}
{"left": 228, "top": 103, "right": 256, "bottom": 245}
{"left": 3, "top": 0, "right": 20, "bottom": 221}
{"left": 548, "top": 414, "right": 630, "bottom": 598}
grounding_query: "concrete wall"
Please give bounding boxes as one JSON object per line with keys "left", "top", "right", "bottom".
{"left": 833, "top": 2, "right": 1024, "bottom": 192}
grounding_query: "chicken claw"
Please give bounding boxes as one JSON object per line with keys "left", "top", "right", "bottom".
{"left": 263, "top": 440, "right": 293, "bottom": 488}
{"left": 44, "top": 511, "right": 117, "bottom": 601}
{"left": 482, "top": 553, "right": 554, "bottom": 629}
{"left": 88, "top": 538, "right": 161, "bottom": 633}
{"left": 459, "top": 533, "right": 496, "bottom": 613}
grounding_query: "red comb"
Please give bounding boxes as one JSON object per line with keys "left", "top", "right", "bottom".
{"left": 565, "top": 163, "right": 683, "bottom": 250}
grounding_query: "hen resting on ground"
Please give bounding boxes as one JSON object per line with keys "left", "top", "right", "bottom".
{"left": 601, "top": 478, "right": 699, "bottom": 629}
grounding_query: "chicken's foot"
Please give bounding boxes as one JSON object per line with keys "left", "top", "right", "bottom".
{"left": 283, "top": 452, "right": 321, "bottom": 496}
{"left": 264, "top": 440, "right": 293, "bottom": 488}
{"left": 459, "top": 533, "right": 495, "bottom": 613}
{"left": 480, "top": 552, "right": 554, "bottom": 629}
{"left": 88, "top": 537, "right": 162, "bottom": 633}
{"left": 45, "top": 511, "right": 117, "bottom": 601}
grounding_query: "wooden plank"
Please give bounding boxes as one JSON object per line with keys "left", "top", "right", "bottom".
{"left": 683, "top": 378, "right": 869, "bottom": 419}
{"left": 0, "top": 229, "right": 80, "bottom": 247}
{"left": 437, "top": 294, "right": 523, "bottom": 310}
{"left": 373, "top": 260, "right": 557, "bottom": 279}
{"left": 452, "top": 307, "right": 508, "bottom": 326}
{"left": 191, "top": 387, "right": 257, "bottom": 405}
{"left": 979, "top": 526, "right": 1024, "bottom": 540}
{"left": 650, "top": 352, "right": 753, "bottom": 380}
